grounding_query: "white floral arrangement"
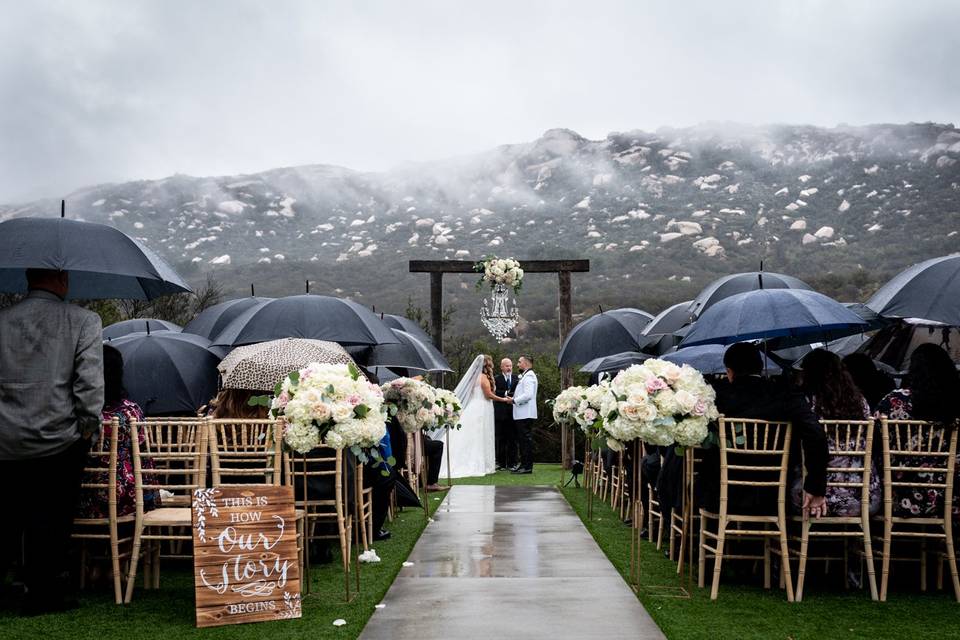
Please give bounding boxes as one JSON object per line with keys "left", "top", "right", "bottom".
{"left": 381, "top": 377, "right": 443, "bottom": 433}
{"left": 263, "top": 362, "right": 388, "bottom": 456}
{"left": 434, "top": 387, "right": 463, "bottom": 430}
{"left": 475, "top": 256, "right": 524, "bottom": 293}
{"left": 601, "top": 359, "right": 719, "bottom": 450}
{"left": 550, "top": 385, "right": 589, "bottom": 428}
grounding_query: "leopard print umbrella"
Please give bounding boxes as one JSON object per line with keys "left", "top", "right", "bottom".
{"left": 218, "top": 338, "right": 356, "bottom": 391}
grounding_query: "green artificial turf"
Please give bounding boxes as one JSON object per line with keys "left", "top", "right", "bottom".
{"left": 561, "top": 486, "right": 960, "bottom": 640}
{"left": 0, "top": 499, "right": 442, "bottom": 640}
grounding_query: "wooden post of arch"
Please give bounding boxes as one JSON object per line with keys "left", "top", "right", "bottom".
{"left": 409, "top": 259, "right": 590, "bottom": 470}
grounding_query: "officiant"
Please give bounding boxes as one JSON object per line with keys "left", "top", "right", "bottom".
{"left": 494, "top": 358, "right": 519, "bottom": 470}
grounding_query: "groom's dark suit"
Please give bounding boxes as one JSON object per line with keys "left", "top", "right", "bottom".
{"left": 494, "top": 372, "right": 519, "bottom": 468}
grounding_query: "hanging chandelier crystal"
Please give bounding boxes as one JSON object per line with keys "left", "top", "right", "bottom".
{"left": 481, "top": 282, "right": 519, "bottom": 343}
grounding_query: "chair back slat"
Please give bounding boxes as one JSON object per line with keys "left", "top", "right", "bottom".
{"left": 208, "top": 418, "right": 283, "bottom": 485}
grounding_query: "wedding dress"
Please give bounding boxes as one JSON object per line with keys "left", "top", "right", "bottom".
{"left": 428, "top": 354, "right": 496, "bottom": 478}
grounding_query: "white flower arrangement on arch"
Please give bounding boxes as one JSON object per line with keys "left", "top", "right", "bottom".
{"left": 475, "top": 256, "right": 524, "bottom": 294}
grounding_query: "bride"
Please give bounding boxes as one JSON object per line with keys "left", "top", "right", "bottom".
{"left": 431, "top": 354, "right": 508, "bottom": 478}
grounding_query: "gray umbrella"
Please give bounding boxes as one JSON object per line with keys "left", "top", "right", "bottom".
{"left": 643, "top": 300, "right": 694, "bottom": 335}
{"left": 182, "top": 296, "right": 272, "bottom": 340}
{"left": 687, "top": 271, "right": 812, "bottom": 319}
{"left": 866, "top": 254, "right": 960, "bottom": 325}
{"left": 211, "top": 294, "right": 400, "bottom": 348}
{"left": 103, "top": 318, "right": 181, "bottom": 340}
{"left": 664, "top": 344, "right": 781, "bottom": 375}
{"left": 107, "top": 331, "right": 220, "bottom": 416}
{"left": 381, "top": 314, "right": 434, "bottom": 345}
{"left": 349, "top": 329, "right": 452, "bottom": 372}
{"left": 0, "top": 217, "right": 191, "bottom": 300}
{"left": 557, "top": 308, "right": 654, "bottom": 367}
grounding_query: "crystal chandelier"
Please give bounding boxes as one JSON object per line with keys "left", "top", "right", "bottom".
{"left": 481, "top": 283, "right": 519, "bottom": 342}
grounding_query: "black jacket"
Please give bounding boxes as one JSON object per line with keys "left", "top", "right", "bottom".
{"left": 494, "top": 373, "right": 519, "bottom": 423}
{"left": 713, "top": 376, "right": 828, "bottom": 497}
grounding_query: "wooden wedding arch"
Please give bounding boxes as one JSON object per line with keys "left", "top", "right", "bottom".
{"left": 409, "top": 259, "right": 591, "bottom": 469}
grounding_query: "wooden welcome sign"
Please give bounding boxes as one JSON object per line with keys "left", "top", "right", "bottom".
{"left": 191, "top": 485, "right": 301, "bottom": 628}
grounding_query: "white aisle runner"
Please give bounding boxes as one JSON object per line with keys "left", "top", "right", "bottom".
{"left": 359, "top": 485, "right": 665, "bottom": 640}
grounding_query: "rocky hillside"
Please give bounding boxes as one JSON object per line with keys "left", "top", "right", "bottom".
{"left": 4, "top": 122, "right": 960, "bottom": 346}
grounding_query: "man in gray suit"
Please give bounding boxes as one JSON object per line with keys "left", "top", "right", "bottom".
{"left": 0, "top": 269, "right": 104, "bottom": 614}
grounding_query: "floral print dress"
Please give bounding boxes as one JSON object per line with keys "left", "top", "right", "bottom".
{"left": 77, "top": 399, "right": 160, "bottom": 518}
{"left": 876, "top": 389, "right": 959, "bottom": 522}
{"left": 790, "top": 397, "right": 881, "bottom": 517}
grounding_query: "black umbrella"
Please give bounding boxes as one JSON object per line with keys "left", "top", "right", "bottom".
{"left": 182, "top": 296, "right": 272, "bottom": 340}
{"left": 557, "top": 308, "right": 654, "bottom": 367}
{"left": 643, "top": 300, "right": 694, "bottom": 335}
{"left": 349, "top": 329, "right": 453, "bottom": 372}
{"left": 687, "top": 271, "right": 812, "bottom": 319}
{"left": 580, "top": 351, "right": 654, "bottom": 376}
{"left": 211, "top": 294, "right": 400, "bottom": 348}
{"left": 102, "top": 318, "right": 181, "bottom": 340}
{"left": 381, "top": 314, "right": 434, "bottom": 345}
{"left": 107, "top": 331, "right": 220, "bottom": 416}
{"left": 0, "top": 217, "right": 191, "bottom": 300}
{"left": 866, "top": 255, "right": 960, "bottom": 325}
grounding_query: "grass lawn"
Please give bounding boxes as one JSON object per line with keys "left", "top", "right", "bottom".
{"left": 0, "top": 499, "right": 443, "bottom": 640}
{"left": 446, "top": 462, "right": 565, "bottom": 486}
{"left": 561, "top": 485, "right": 960, "bottom": 640}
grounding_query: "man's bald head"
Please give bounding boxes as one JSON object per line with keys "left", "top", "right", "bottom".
{"left": 500, "top": 358, "right": 513, "bottom": 374}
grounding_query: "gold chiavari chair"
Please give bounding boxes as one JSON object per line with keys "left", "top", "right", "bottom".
{"left": 208, "top": 418, "right": 282, "bottom": 485}
{"left": 647, "top": 475, "right": 666, "bottom": 548}
{"left": 875, "top": 418, "right": 959, "bottom": 602}
{"left": 355, "top": 461, "right": 375, "bottom": 551}
{"left": 699, "top": 417, "right": 794, "bottom": 601}
{"left": 610, "top": 452, "right": 625, "bottom": 513}
{"left": 71, "top": 418, "right": 131, "bottom": 605}
{"left": 124, "top": 418, "right": 207, "bottom": 603}
{"left": 792, "top": 419, "right": 877, "bottom": 601}
{"left": 286, "top": 446, "right": 353, "bottom": 599}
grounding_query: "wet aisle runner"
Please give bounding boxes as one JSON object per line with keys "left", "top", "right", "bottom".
{"left": 359, "top": 485, "right": 665, "bottom": 639}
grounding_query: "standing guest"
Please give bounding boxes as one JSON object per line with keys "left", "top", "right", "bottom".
{"left": 510, "top": 355, "right": 538, "bottom": 474}
{"left": 494, "top": 358, "right": 519, "bottom": 471}
{"left": 702, "top": 343, "right": 828, "bottom": 517}
{"left": 0, "top": 269, "right": 103, "bottom": 615}
{"left": 843, "top": 353, "right": 896, "bottom": 413}
{"left": 77, "top": 345, "right": 160, "bottom": 519}
{"left": 792, "top": 349, "right": 880, "bottom": 517}
{"left": 876, "top": 343, "right": 960, "bottom": 522}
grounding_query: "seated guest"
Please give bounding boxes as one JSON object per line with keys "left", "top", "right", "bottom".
{"left": 702, "top": 343, "right": 828, "bottom": 518}
{"left": 876, "top": 343, "right": 960, "bottom": 521}
{"left": 208, "top": 388, "right": 269, "bottom": 419}
{"left": 791, "top": 349, "right": 880, "bottom": 517}
{"left": 77, "top": 345, "right": 160, "bottom": 519}
{"left": 843, "top": 353, "right": 895, "bottom": 413}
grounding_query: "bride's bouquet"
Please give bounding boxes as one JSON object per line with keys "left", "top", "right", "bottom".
{"left": 267, "top": 362, "right": 387, "bottom": 455}
{"left": 601, "top": 359, "right": 719, "bottom": 450}
{"left": 475, "top": 256, "right": 523, "bottom": 293}
{"left": 381, "top": 377, "right": 442, "bottom": 433}
{"left": 434, "top": 387, "right": 463, "bottom": 430}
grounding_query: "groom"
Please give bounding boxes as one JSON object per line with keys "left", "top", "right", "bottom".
{"left": 510, "top": 355, "right": 538, "bottom": 474}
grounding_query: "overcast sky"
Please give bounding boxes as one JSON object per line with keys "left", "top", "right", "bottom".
{"left": 1, "top": 0, "right": 958, "bottom": 202}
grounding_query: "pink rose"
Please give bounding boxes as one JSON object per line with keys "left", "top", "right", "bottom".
{"left": 347, "top": 394, "right": 362, "bottom": 406}
{"left": 277, "top": 391, "right": 290, "bottom": 408}
{"left": 645, "top": 377, "right": 668, "bottom": 393}
{"left": 693, "top": 400, "right": 706, "bottom": 416}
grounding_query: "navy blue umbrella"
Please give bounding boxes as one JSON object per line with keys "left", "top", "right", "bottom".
{"left": 107, "top": 331, "right": 220, "bottom": 416}
{"left": 558, "top": 308, "right": 654, "bottom": 367}
{"left": 211, "top": 295, "right": 400, "bottom": 348}
{"left": 0, "top": 217, "right": 191, "bottom": 300}
{"left": 688, "top": 271, "right": 812, "bottom": 319}
{"left": 381, "top": 314, "right": 434, "bottom": 346}
{"left": 866, "top": 255, "right": 960, "bottom": 325}
{"left": 664, "top": 344, "right": 781, "bottom": 375}
{"left": 680, "top": 289, "right": 868, "bottom": 349}
{"left": 103, "top": 318, "right": 181, "bottom": 340}
{"left": 182, "top": 297, "right": 272, "bottom": 340}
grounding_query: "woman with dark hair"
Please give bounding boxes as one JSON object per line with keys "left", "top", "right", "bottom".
{"left": 77, "top": 344, "right": 160, "bottom": 518}
{"left": 842, "top": 353, "right": 895, "bottom": 412}
{"left": 791, "top": 349, "right": 880, "bottom": 516}
{"left": 876, "top": 343, "right": 960, "bottom": 521}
